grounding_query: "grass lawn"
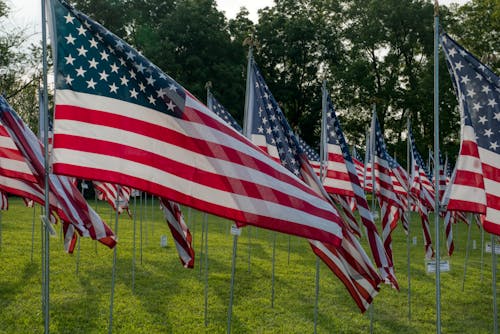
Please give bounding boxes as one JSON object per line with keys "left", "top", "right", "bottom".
{"left": 0, "top": 196, "right": 496, "bottom": 333}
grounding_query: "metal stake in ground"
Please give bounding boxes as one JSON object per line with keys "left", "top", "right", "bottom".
{"left": 313, "top": 256, "right": 320, "bottom": 334}
{"left": 132, "top": 193, "right": 137, "bottom": 291}
{"left": 462, "top": 214, "right": 473, "bottom": 291}
{"left": 203, "top": 213, "right": 209, "bottom": 327}
{"left": 108, "top": 185, "right": 121, "bottom": 334}
{"left": 492, "top": 235, "right": 498, "bottom": 334}
{"left": 271, "top": 232, "right": 277, "bottom": 308}
{"left": 227, "top": 225, "right": 241, "bottom": 334}
{"left": 31, "top": 205, "right": 36, "bottom": 263}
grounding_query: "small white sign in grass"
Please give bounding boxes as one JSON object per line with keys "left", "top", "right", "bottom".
{"left": 230, "top": 225, "right": 241, "bottom": 236}
{"left": 160, "top": 235, "right": 167, "bottom": 248}
{"left": 426, "top": 260, "right": 451, "bottom": 273}
{"left": 485, "top": 242, "right": 500, "bottom": 254}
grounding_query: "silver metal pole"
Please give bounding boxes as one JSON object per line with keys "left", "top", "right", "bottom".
{"left": 481, "top": 224, "right": 485, "bottom": 281}
{"left": 41, "top": 0, "right": 50, "bottom": 329}
{"left": 287, "top": 235, "right": 291, "bottom": 265}
{"left": 108, "top": 186, "right": 121, "bottom": 334}
{"left": 199, "top": 210, "right": 205, "bottom": 278}
{"left": 227, "top": 233, "right": 238, "bottom": 334}
{"left": 493, "top": 235, "right": 498, "bottom": 334}
{"left": 132, "top": 194, "right": 137, "bottom": 291}
{"left": 140, "top": 192, "right": 143, "bottom": 264}
{"left": 462, "top": 214, "right": 473, "bottom": 291}
{"left": 370, "top": 104, "right": 377, "bottom": 333}
{"left": 203, "top": 213, "right": 209, "bottom": 327}
{"left": 406, "top": 118, "right": 412, "bottom": 321}
{"left": 271, "top": 232, "right": 277, "bottom": 308}
{"left": 247, "top": 226, "right": 252, "bottom": 273}
{"left": 313, "top": 256, "right": 320, "bottom": 334}
{"left": 433, "top": 3, "right": 442, "bottom": 332}
{"left": 31, "top": 205, "right": 36, "bottom": 263}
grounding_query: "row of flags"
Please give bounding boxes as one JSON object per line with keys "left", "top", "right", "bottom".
{"left": 0, "top": 0, "right": 497, "bottom": 314}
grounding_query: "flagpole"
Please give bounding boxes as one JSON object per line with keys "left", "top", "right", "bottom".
{"left": 481, "top": 224, "right": 485, "bottom": 281}
{"left": 462, "top": 214, "right": 473, "bottom": 291}
{"left": 492, "top": 234, "right": 498, "bottom": 334}
{"left": 314, "top": 80, "right": 328, "bottom": 333}
{"left": 140, "top": 191, "right": 143, "bottom": 264}
{"left": 406, "top": 118, "right": 412, "bottom": 321}
{"left": 132, "top": 193, "right": 137, "bottom": 291}
{"left": 204, "top": 82, "right": 212, "bottom": 326}
{"left": 271, "top": 231, "right": 277, "bottom": 308}
{"left": 227, "top": 37, "right": 255, "bottom": 334}
{"left": 433, "top": 2, "right": 442, "bottom": 332}
{"left": 31, "top": 205, "right": 36, "bottom": 263}
{"left": 108, "top": 185, "right": 121, "bottom": 334}
{"left": 369, "top": 103, "right": 377, "bottom": 334}
{"left": 41, "top": 0, "right": 51, "bottom": 331}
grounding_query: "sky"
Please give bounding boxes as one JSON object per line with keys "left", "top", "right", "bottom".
{"left": 4, "top": 0, "right": 469, "bottom": 45}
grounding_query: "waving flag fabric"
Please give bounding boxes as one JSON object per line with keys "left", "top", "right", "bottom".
{"left": 441, "top": 33, "right": 500, "bottom": 234}
{"left": 370, "top": 113, "right": 402, "bottom": 272}
{"left": 0, "top": 191, "right": 7, "bottom": 210}
{"left": 159, "top": 198, "right": 195, "bottom": 268}
{"left": 247, "top": 61, "right": 381, "bottom": 312}
{"left": 48, "top": 0, "right": 343, "bottom": 246}
{"left": 0, "top": 96, "right": 116, "bottom": 248}
{"left": 323, "top": 93, "right": 397, "bottom": 288}
{"left": 93, "top": 181, "right": 131, "bottom": 215}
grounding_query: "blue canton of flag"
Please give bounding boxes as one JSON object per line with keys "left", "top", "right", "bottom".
{"left": 297, "top": 136, "right": 320, "bottom": 163}
{"left": 408, "top": 128, "right": 431, "bottom": 180}
{"left": 326, "top": 95, "right": 354, "bottom": 163}
{"left": 52, "top": 0, "right": 185, "bottom": 118}
{"left": 207, "top": 93, "right": 242, "bottom": 132}
{"left": 250, "top": 63, "right": 303, "bottom": 176}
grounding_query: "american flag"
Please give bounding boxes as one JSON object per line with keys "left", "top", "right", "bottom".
{"left": 48, "top": 0, "right": 343, "bottom": 246}
{"left": 441, "top": 32, "right": 500, "bottom": 235}
{"left": 408, "top": 127, "right": 435, "bottom": 259}
{"left": 207, "top": 92, "right": 242, "bottom": 133}
{"left": 159, "top": 198, "right": 195, "bottom": 268}
{"left": 0, "top": 96, "right": 116, "bottom": 249}
{"left": 323, "top": 93, "right": 397, "bottom": 288}
{"left": 93, "top": 181, "right": 131, "bottom": 215}
{"left": 248, "top": 60, "right": 381, "bottom": 312}
{"left": 370, "top": 112, "right": 402, "bottom": 271}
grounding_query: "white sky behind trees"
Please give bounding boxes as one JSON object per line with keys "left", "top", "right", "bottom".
{"left": 5, "top": 0, "right": 469, "bottom": 42}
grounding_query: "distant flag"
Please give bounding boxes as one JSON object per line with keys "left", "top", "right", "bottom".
{"left": 409, "top": 125, "right": 435, "bottom": 259}
{"left": 159, "top": 198, "right": 195, "bottom": 268}
{"left": 207, "top": 93, "right": 242, "bottom": 133}
{"left": 352, "top": 147, "right": 366, "bottom": 189}
{"left": 370, "top": 112, "right": 401, "bottom": 272}
{"left": 0, "top": 95, "right": 116, "bottom": 249}
{"left": 93, "top": 181, "right": 131, "bottom": 215}
{"left": 247, "top": 60, "right": 381, "bottom": 312}
{"left": 440, "top": 32, "right": 500, "bottom": 234}
{"left": 47, "top": 0, "right": 343, "bottom": 245}
{"left": 323, "top": 91, "right": 397, "bottom": 288}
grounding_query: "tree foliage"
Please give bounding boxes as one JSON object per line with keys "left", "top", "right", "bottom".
{"left": 2, "top": 0, "right": 497, "bottom": 162}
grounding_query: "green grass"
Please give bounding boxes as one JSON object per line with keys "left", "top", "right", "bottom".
{"left": 0, "top": 197, "right": 496, "bottom": 333}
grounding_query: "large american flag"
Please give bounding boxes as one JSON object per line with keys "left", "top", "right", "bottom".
{"left": 323, "top": 93, "right": 398, "bottom": 289}
{"left": 0, "top": 96, "right": 116, "bottom": 249}
{"left": 248, "top": 60, "right": 381, "bottom": 312}
{"left": 441, "top": 32, "right": 500, "bottom": 235}
{"left": 48, "top": 0, "right": 343, "bottom": 246}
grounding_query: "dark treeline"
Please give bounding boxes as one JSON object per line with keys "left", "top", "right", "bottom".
{"left": 0, "top": 0, "right": 498, "bottom": 165}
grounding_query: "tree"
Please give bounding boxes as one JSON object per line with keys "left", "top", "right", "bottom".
{"left": 0, "top": 3, "right": 42, "bottom": 131}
